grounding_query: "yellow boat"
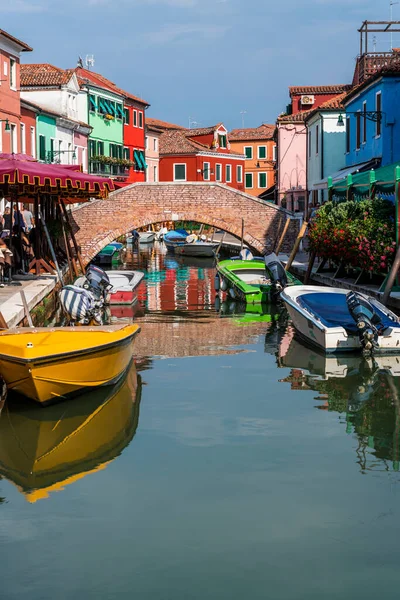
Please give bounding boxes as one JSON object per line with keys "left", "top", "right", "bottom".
{"left": 0, "top": 362, "right": 141, "bottom": 502}
{"left": 0, "top": 324, "right": 140, "bottom": 405}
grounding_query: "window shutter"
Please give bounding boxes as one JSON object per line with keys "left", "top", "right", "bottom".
{"left": 259, "top": 173, "right": 267, "bottom": 188}
{"left": 258, "top": 146, "right": 266, "bottom": 159}
{"left": 245, "top": 147, "right": 252, "bottom": 159}
{"left": 39, "top": 135, "right": 46, "bottom": 161}
{"left": 245, "top": 173, "right": 253, "bottom": 188}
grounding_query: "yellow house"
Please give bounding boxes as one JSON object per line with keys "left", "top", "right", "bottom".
{"left": 229, "top": 124, "right": 276, "bottom": 198}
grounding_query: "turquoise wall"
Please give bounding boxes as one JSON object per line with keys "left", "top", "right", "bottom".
{"left": 36, "top": 114, "right": 56, "bottom": 160}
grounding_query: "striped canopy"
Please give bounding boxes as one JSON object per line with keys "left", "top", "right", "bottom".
{"left": 0, "top": 153, "right": 114, "bottom": 199}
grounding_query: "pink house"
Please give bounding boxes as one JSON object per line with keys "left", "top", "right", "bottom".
{"left": 276, "top": 84, "right": 351, "bottom": 213}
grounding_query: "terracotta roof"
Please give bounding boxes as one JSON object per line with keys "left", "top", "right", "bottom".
{"left": 74, "top": 67, "right": 149, "bottom": 107}
{"left": 277, "top": 109, "right": 314, "bottom": 123}
{"left": 159, "top": 130, "right": 207, "bottom": 155}
{"left": 303, "top": 92, "right": 349, "bottom": 122}
{"left": 184, "top": 124, "right": 223, "bottom": 136}
{"left": 146, "top": 117, "right": 185, "bottom": 130}
{"left": 345, "top": 60, "right": 400, "bottom": 103}
{"left": 229, "top": 123, "right": 275, "bottom": 141}
{"left": 0, "top": 29, "right": 32, "bottom": 52}
{"left": 21, "top": 63, "right": 73, "bottom": 87}
{"left": 289, "top": 84, "right": 352, "bottom": 96}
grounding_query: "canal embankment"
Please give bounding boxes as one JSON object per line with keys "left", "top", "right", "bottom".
{"left": 0, "top": 274, "right": 58, "bottom": 328}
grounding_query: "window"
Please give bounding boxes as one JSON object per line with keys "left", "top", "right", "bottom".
{"left": 258, "top": 146, "right": 267, "bottom": 159}
{"left": 356, "top": 111, "right": 361, "bottom": 150}
{"left": 362, "top": 101, "right": 367, "bottom": 144}
{"left": 3, "top": 61, "right": 7, "bottom": 76}
{"left": 73, "top": 145, "right": 78, "bottom": 165}
{"left": 245, "top": 173, "right": 253, "bottom": 188}
{"left": 138, "top": 111, "right": 143, "bottom": 128}
{"left": 203, "top": 162, "right": 210, "bottom": 181}
{"left": 376, "top": 92, "right": 382, "bottom": 137}
{"left": 124, "top": 108, "right": 130, "bottom": 125}
{"left": 153, "top": 138, "right": 157, "bottom": 152}
{"left": 116, "top": 104, "right": 124, "bottom": 120}
{"left": 346, "top": 117, "right": 350, "bottom": 153}
{"left": 89, "top": 139, "right": 96, "bottom": 158}
{"left": 49, "top": 138, "right": 55, "bottom": 162}
{"left": 218, "top": 134, "right": 227, "bottom": 149}
{"left": 154, "top": 165, "right": 158, "bottom": 182}
{"left": 315, "top": 124, "right": 319, "bottom": 155}
{"left": 237, "top": 165, "right": 243, "bottom": 183}
{"left": 30, "top": 127, "right": 36, "bottom": 158}
{"left": 215, "top": 164, "right": 222, "bottom": 181}
{"left": 273, "top": 145, "right": 277, "bottom": 161}
{"left": 10, "top": 124, "right": 16, "bottom": 153}
{"left": 20, "top": 123, "right": 26, "bottom": 154}
{"left": 39, "top": 134, "right": 46, "bottom": 161}
{"left": 308, "top": 131, "right": 311, "bottom": 157}
{"left": 244, "top": 146, "right": 252, "bottom": 159}
{"left": 258, "top": 172, "right": 267, "bottom": 188}
{"left": 226, "top": 164, "right": 232, "bottom": 182}
{"left": 145, "top": 136, "right": 148, "bottom": 150}
{"left": 9, "top": 58, "right": 16, "bottom": 89}
{"left": 123, "top": 147, "right": 130, "bottom": 160}
{"left": 133, "top": 110, "right": 137, "bottom": 127}
{"left": 89, "top": 94, "right": 97, "bottom": 112}
{"left": 174, "top": 164, "right": 186, "bottom": 181}
{"left": 97, "top": 141, "right": 104, "bottom": 155}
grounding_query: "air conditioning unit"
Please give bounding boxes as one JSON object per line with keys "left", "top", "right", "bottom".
{"left": 301, "top": 95, "right": 315, "bottom": 105}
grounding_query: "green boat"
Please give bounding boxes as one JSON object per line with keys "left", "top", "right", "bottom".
{"left": 215, "top": 255, "right": 301, "bottom": 305}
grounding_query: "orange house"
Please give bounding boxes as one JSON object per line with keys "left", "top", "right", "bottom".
{"left": 229, "top": 124, "right": 276, "bottom": 198}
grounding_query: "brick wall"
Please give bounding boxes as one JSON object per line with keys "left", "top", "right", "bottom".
{"left": 71, "top": 182, "right": 299, "bottom": 265}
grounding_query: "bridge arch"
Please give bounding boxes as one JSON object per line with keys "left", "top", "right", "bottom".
{"left": 71, "top": 182, "right": 298, "bottom": 266}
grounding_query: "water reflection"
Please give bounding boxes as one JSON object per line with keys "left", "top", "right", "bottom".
{"left": 0, "top": 363, "right": 141, "bottom": 502}
{"left": 277, "top": 332, "right": 400, "bottom": 473}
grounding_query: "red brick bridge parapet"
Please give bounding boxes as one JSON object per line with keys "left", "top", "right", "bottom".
{"left": 71, "top": 182, "right": 299, "bottom": 266}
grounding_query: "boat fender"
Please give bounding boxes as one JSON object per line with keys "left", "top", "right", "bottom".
{"left": 228, "top": 287, "right": 236, "bottom": 299}
{"left": 214, "top": 295, "right": 221, "bottom": 312}
{"left": 214, "top": 273, "right": 220, "bottom": 292}
{"left": 221, "top": 278, "right": 228, "bottom": 292}
{"left": 240, "top": 248, "right": 253, "bottom": 261}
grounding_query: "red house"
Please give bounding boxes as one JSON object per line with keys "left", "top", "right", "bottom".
{"left": 159, "top": 123, "right": 245, "bottom": 190}
{"left": 288, "top": 84, "right": 352, "bottom": 115}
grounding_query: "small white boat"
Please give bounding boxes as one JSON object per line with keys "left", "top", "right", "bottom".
{"left": 139, "top": 231, "right": 155, "bottom": 244}
{"left": 281, "top": 285, "right": 400, "bottom": 354}
{"left": 173, "top": 241, "right": 219, "bottom": 258}
{"left": 76, "top": 270, "right": 144, "bottom": 305}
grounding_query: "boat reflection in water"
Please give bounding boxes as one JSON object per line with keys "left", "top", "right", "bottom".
{"left": 0, "top": 362, "right": 141, "bottom": 502}
{"left": 277, "top": 332, "right": 400, "bottom": 473}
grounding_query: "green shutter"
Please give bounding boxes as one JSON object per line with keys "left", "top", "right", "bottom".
{"left": 124, "top": 108, "right": 130, "bottom": 124}
{"left": 258, "top": 146, "right": 266, "bottom": 159}
{"left": 140, "top": 151, "right": 147, "bottom": 169}
{"left": 98, "top": 98, "right": 107, "bottom": 114}
{"left": 133, "top": 111, "right": 137, "bottom": 126}
{"left": 39, "top": 135, "right": 46, "bottom": 161}
{"left": 259, "top": 173, "right": 267, "bottom": 188}
{"left": 89, "top": 95, "right": 97, "bottom": 112}
{"left": 124, "top": 147, "right": 130, "bottom": 160}
{"left": 245, "top": 147, "right": 252, "bottom": 159}
{"left": 50, "top": 138, "right": 54, "bottom": 162}
{"left": 138, "top": 111, "right": 143, "bottom": 128}
{"left": 134, "top": 149, "right": 140, "bottom": 169}
{"left": 245, "top": 173, "right": 253, "bottom": 188}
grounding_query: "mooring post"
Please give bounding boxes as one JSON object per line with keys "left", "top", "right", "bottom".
{"left": 285, "top": 221, "right": 308, "bottom": 272}
{"left": 274, "top": 217, "right": 291, "bottom": 255}
{"left": 240, "top": 219, "right": 244, "bottom": 251}
{"left": 382, "top": 244, "right": 400, "bottom": 305}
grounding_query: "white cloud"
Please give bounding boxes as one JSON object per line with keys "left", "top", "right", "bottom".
{"left": 142, "top": 23, "right": 229, "bottom": 45}
{"left": 0, "top": 0, "right": 44, "bottom": 12}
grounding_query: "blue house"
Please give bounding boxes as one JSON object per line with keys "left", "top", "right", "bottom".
{"left": 343, "top": 65, "right": 400, "bottom": 169}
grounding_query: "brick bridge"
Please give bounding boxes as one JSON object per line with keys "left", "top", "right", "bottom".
{"left": 71, "top": 182, "right": 298, "bottom": 266}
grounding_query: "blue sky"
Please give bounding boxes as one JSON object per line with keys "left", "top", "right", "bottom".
{"left": 1, "top": 0, "right": 396, "bottom": 130}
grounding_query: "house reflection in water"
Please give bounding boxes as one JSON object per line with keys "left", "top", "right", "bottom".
{"left": 0, "top": 363, "right": 141, "bottom": 502}
{"left": 276, "top": 332, "right": 400, "bottom": 473}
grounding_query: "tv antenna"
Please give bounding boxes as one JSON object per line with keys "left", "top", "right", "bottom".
{"left": 390, "top": 1, "right": 399, "bottom": 49}
{"left": 85, "top": 55, "right": 95, "bottom": 70}
{"left": 188, "top": 116, "right": 201, "bottom": 129}
{"left": 240, "top": 110, "right": 247, "bottom": 128}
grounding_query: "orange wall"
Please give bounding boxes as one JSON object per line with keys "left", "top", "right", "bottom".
{"left": 159, "top": 154, "right": 245, "bottom": 191}
{"left": 229, "top": 139, "right": 276, "bottom": 197}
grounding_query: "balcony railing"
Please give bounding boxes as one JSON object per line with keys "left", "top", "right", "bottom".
{"left": 89, "top": 163, "right": 129, "bottom": 177}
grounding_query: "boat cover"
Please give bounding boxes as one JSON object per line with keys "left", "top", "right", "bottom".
{"left": 297, "top": 292, "right": 397, "bottom": 333}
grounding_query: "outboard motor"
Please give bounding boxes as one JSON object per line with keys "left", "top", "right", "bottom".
{"left": 346, "top": 291, "right": 382, "bottom": 354}
{"left": 60, "top": 285, "right": 102, "bottom": 325}
{"left": 84, "top": 265, "right": 112, "bottom": 303}
{"left": 264, "top": 252, "right": 288, "bottom": 300}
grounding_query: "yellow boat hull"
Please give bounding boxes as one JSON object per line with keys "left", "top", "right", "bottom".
{"left": 0, "top": 324, "right": 140, "bottom": 405}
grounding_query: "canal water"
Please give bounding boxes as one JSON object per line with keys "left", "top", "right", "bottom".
{"left": 1, "top": 242, "right": 400, "bottom": 600}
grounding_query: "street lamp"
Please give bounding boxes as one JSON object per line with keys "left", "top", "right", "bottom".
{"left": 0, "top": 119, "right": 11, "bottom": 132}
{"left": 337, "top": 111, "right": 383, "bottom": 127}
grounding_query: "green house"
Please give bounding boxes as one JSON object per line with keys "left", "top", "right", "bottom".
{"left": 36, "top": 112, "right": 56, "bottom": 162}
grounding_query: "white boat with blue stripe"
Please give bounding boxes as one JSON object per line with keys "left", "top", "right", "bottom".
{"left": 281, "top": 285, "right": 400, "bottom": 354}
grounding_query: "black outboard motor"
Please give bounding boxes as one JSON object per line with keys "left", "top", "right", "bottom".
{"left": 346, "top": 291, "right": 382, "bottom": 354}
{"left": 265, "top": 252, "right": 288, "bottom": 300}
{"left": 84, "top": 265, "right": 112, "bottom": 303}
